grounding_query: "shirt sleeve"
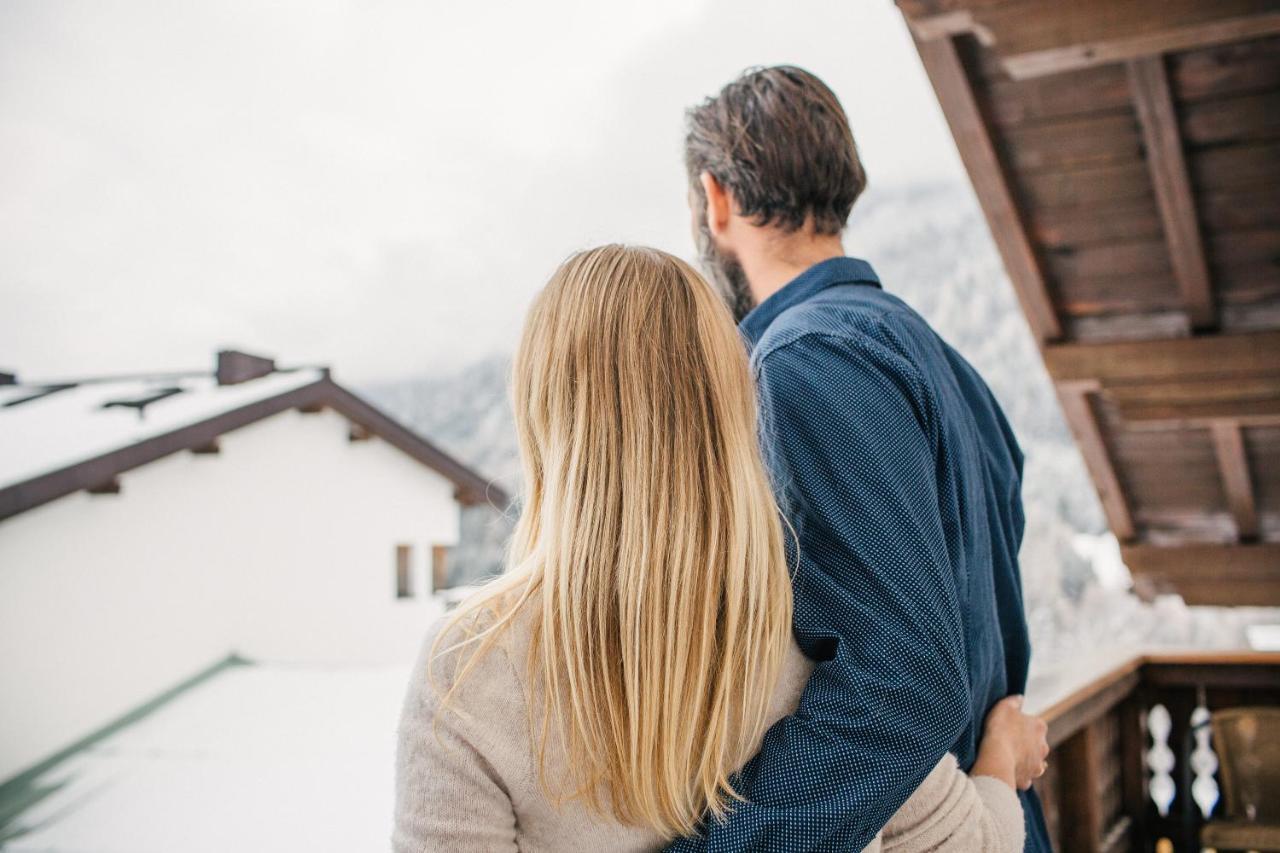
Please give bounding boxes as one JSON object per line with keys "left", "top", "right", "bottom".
{"left": 666, "top": 331, "right": 972, "bottom": 852}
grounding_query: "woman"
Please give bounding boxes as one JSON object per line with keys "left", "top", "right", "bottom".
{"left": 394, "top": 245, "right": 1047, "bottom": 852}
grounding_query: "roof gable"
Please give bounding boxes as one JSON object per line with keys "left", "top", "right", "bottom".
{"left": 0, "top": 364, "right": 507, "bottom": 521}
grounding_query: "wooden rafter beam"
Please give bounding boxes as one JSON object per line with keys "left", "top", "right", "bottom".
{"left": 898, "top": 0, "right": 1280, "bottom": 80}
{"left": 1104, "top": 375, "right": 1280, "bottom": 426}
{"left": 1120, "top": 402, "right": 1280, "bottom": 428}
{"left": 1122, "top": 543, "right": 1280, "bottom": 607}
{"left": 913, "top": 33, "right": 1063, "bottom": 344}
{"left": 1003, "top": 10, "right": 1280, "bottom": 80}
{"left": 86, "top": 477, "right": 121, "bottom": 495}
{"left": 1057, "top": 386, "right": 1135, "bottom": 541}
{"left": 1044, "top": 331, "right": 1280, "bottom": 385}
{"left": 1211, "top": 422, "right": 1260, "bottom": 542}
{"left": 1128, "top": 56, "right": 1215, "bottom": 330}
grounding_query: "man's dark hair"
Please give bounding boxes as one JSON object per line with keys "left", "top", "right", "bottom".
{"left": 685, "top": 65, "right": 866, "bottom": 236}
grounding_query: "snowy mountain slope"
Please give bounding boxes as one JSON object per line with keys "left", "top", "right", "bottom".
{"left": 363, "top": 181, "right": 1275, "bottom": 669}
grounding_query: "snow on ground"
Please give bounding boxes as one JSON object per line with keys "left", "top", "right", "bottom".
{"left": 0, "top": 651, "right": 1102, "bottom": 853}
{"left": 5, "top": 622, "right": 1275, "bottom": 852}
{"left": 5, "top": 661, "right": 411, "bottom": 853}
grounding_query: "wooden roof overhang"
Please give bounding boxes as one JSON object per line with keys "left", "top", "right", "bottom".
{"left": 897, "top": 0, "right": 1280, "bottom": 606}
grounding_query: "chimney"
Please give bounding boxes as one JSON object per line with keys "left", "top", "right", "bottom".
{"left": 0, "top": 371, "right": 15, "bottom": 386}
{"left": 216, "top": 350, "right": 276, "bottom": 386}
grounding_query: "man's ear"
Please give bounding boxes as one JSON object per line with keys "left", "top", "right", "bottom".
{"left": 699, "top": 172, "right": 732, "bottom": 238}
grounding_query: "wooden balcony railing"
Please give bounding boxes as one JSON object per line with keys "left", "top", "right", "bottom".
{"left": 1032, "top": 652, "right": 1280, "bottom": 852}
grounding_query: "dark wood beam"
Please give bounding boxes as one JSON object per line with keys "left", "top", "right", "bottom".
{"left": 190, "top": 439, "right": 221, "bottom": 455}
{"left": 1044, "top": 331, "right": 1280, "bottom": 385}
{"left": 1003, "top": 10, "right": 1280, "bottom": 80}
{"left": 86, "top": 478, "right": 121, "bottom": 495}
{"left": 913, "top": 33, "right": 1063, "bottom": 344}
{"left": 1056, "top": 723, "right": 1104, "bottom": 853}
{"left": 1128, "top": 56, "right": 1215, "bottom": 330}
{"left": 1120, "top": 404, "right": 1280, "bottom": 428}
{"left": 1057, "top": 386, "right": 1135, "bottom": 540}
{"left": 1141, "top": 651, "right": 1280, "bottom": 689}
{"left": 1211, "top": 422, "right": 1259, "bottom": 541}
{"left": 1104, "top": 375, "right": 1280, "bottom": 425}
{"left": 1, "top": 378, "right": 509, "bottom": 521}
{"left": 899, "top": 0, "right": 1280, "bottom": 79}
{"left": 896, "top": 0, "right": 1008, "bottom": 22}
{"left": 1122, "top": 543, "right": 1280, "bottom": 606}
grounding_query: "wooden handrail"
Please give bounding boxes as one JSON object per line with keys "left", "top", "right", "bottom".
{"left": 1038, "top": 657, "right": 1143, "bottom": 748}
{"left": 1036, "top": 650, "right": 1280, "bottom": 746}
{"left": 1029, "top": 650, "right": 1280, "bottom": 852}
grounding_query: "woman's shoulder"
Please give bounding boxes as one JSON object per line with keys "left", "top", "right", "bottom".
{"left": 398, "top": 606, "right": 538, "bottom": 795}
{"left": 405, "top": 606, "right": 531, "bottom": 716}
{"left": 394, "top": 606, "right": 538, "bottom": 853}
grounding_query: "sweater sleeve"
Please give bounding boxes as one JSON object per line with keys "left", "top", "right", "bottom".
{"left": 392, "top": 621, "right": 522, "bottom": 853}
{"left": 879, "top": 754, "right": 1025, "bottom": 853}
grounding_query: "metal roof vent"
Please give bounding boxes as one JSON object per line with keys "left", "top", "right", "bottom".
{"left": 101, "top": 386, "right": 184, "bottom": 419}
{"left": 216, "top": 350, "right": 276, "bottom": 386}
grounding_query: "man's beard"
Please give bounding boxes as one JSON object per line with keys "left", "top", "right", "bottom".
{"left": 695, "top": 220, "right": 755, "bottom": 324}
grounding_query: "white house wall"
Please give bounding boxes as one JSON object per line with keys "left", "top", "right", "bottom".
{"left": 0, "top": 407, "right": 458, "bottom": 782}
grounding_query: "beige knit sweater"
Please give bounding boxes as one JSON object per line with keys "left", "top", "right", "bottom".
{"left": 394, "top": 615, "right": 1025, "bottom": 853}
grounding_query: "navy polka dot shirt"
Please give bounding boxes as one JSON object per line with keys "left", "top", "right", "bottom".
{"left": 666, "top": 258, "right": 1051, "bottom": 852}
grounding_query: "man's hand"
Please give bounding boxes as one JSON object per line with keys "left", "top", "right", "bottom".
{"left": 972, "top": 696, "right": 1049, "bottom": 790}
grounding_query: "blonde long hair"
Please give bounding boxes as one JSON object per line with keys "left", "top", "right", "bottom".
{"left": 435, "top": 244, "right": 793, "bottom": 837}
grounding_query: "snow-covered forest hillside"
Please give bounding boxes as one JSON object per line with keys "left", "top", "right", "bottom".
{"left": 365, "top": 181, "right": 1276, "bottom": 689}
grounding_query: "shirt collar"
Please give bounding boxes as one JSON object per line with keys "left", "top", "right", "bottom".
{"left": 739, "top": 256, "right": 880, "bottom": 346}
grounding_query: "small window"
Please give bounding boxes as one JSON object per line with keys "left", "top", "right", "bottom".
{"left": 395, "top": 544, "right": 413, "bottom": 599}
{"left": 431, "top": 545, "right": 449, "bottom": 592}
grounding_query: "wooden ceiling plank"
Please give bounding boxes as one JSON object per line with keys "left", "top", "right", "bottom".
{"left": 1122, "top": 543, "right": 1280, "bottom": 606}
{"left": 1127, "top": 56, "right": 1217, "bottom": 330}
{"left": 1057, "top": 386, "right": 1136, "bottom": 540}
{"left": 1003, "top": 12, "right": 1280, "bottom": 80}
{"left": 1147, "top": 578, "right": 1280, "bottom": 607}
{"left": 1123, "top": 542, "right": 1280, "bottom": 575}
{"left": 898, "top": 1, "right": 1280, "bottom": 79}
{"left": 1020, "top": 161, "right": 1153, "bottom": 210}
{"left": 1108, "top": 374, "right": 1280, "bottom": 425}
{"left": 1118, "top": 401, "right": 1280, "bottom": 427}
{"left": 1044, "top": 331, "right": 1280, "bottom": 385}
{"left": 913, "top": 34, "right": 1063, "bottom": 344}
{"left": 1106, "top": 375, "right": 1280, "bottom": 406}
{"left": 1212, "top": 421, "right": 1261, "bottom": 540}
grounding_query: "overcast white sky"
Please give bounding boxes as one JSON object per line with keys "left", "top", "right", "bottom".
{"left": 1, "top": 0, "right": 966, "bottom": 385}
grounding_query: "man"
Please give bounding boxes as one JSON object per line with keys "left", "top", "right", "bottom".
{"left": 668, "top": 66, "right": 1052, "bottom": 852}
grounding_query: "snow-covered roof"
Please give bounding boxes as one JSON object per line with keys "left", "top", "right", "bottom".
{"left": 0, "top": 351, "right": 508, "bottom": 520}
{"left": 0, "top": 368, "right": 325, "bottom": 492}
